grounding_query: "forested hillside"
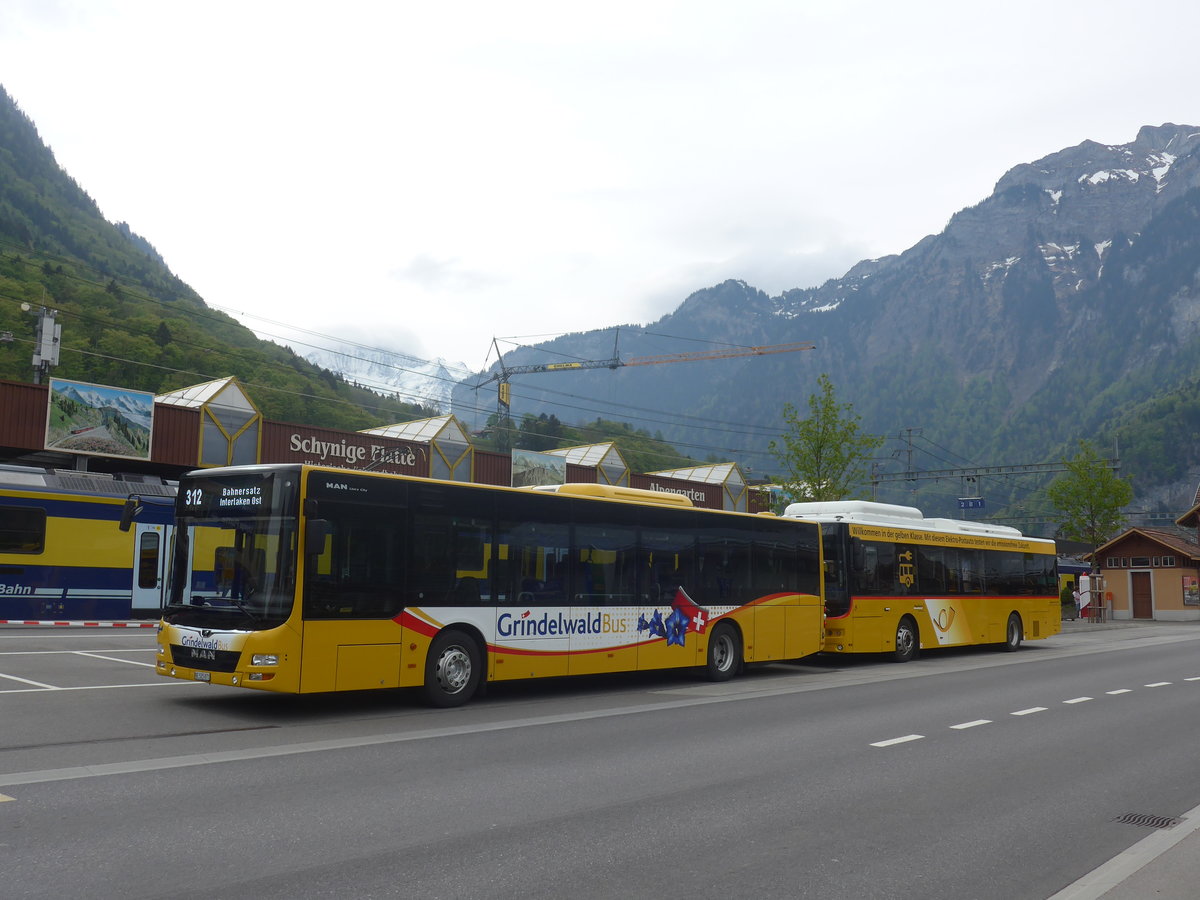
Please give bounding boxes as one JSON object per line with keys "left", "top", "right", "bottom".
{"left": 0, "top": 85, "right": 431, "bottom": 430}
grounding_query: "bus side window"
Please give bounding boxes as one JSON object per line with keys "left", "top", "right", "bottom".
{"left": 853, "top": 540, "right": 895, "bottom": 595}
{"left": 959, "top": 549, "right": 984, "bottom": 593}
{"left": 820, "top": 524, "right": 850, "bottom": 617}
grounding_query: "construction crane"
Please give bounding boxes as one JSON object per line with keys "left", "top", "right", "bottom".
{"left": 476, "top": 332, "right": 815, "bottom": 412}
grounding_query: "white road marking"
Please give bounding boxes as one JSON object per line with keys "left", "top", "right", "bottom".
{"left": 1063, "top": 697, "right": 1092, "bottom": 704}
{"left": 949, "top": 719, "right": 991, "bottom": 730}
{"left": 72, "top": 651, "right": 156, "bottom": 668}
{"left": 870, "top": 734, "right": 924, "bottom": 747}
{"left": 0, "top": 648, "right": 157, "bottom": 656}
{"left": 0, "top": 681, "right": 197, "bottom": 695}
{"left": 1011, "top": 706, "right": 1047, "bottom": 716}
{"left": 0, "top": 671, "right": 59, "bottom": 689}
{"left": 1144, "top": 681, "right": 1171, "bottom": 687}
{"left": 1106, "top": 689, "right": 1132, "bottom": 695}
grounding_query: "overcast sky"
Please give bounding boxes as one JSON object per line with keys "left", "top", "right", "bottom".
{"left": 3, "top": 0, "right": 1199, "bottom": 373}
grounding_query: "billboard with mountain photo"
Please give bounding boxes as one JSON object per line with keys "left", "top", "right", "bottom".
{"left": 45, "top": 378, "right": 154, "bottom": 461}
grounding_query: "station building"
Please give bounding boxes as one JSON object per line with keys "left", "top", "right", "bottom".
{"left": 1089, "top": 486, "right": 1200, "bottom": 621}
{"left": 0, "top": 375, "right": 760, "bottom": 512}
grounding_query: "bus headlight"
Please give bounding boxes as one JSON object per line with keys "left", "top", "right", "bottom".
{"left": 251, "top": 654, "right": 279, "bottom": 666}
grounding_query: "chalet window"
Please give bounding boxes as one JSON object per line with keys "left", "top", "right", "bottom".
{"left": 1121, "top": 557, "right": 1130, "bottom": 567}
{"left": 1105, "top": 556, "right": 1118, "bottom": 567}
{"left": 1131, "top": 556, "right": 1151, "bottom": 567}
{"left": 1152, "top": 557, "right": 1161, "bottom": 567}
{"left": 1163, "top": 556, "right": 1176, "bottom": 567}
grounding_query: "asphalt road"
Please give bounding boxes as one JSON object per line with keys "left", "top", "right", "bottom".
{"left": 3, "top": 622, "right": 1200, "bottom": 899}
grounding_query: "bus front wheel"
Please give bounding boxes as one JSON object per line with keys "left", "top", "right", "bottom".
{"left": 423, "top": 629, "right": 482, "bottom": 708}
{"left": 705, "top": 623, "right": 741, "bottom": 682}
{"left": 1002, "top": 613, "right": 1023, "bottom": 652}
{"left": 893, "top": 618, "right": 919, "bottom": 663}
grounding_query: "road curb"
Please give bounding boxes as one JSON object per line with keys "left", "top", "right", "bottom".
{"left": 0, "top": 619, "right": 158, "bottom": 628}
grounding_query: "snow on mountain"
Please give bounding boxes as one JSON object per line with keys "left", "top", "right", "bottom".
{"left": 304, "top": 345, "right": 470, "bottom": 413}
{"left": 58, "top": 383, "right": 153, "bottom": 431}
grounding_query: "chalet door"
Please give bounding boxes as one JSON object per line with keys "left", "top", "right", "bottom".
{"left": 1131, "top": 572, "right": 1153, "bottom": 619}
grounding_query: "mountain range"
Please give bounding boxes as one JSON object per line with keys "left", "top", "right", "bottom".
{"left": 4, "top": 77, "right": 1198, "bottom": 529}
{"left": 450, "top": 124, "right": 1200, "bottom": 525}
{"left": 303, "top": 346, "right": 468, "bottom": 414}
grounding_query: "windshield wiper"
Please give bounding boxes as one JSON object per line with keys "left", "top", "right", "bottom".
{"left": 226, "top": 594, "right": 261, "bottom": 626}
{"left": 172, "top": 595, "right": 260, "bottom": 625}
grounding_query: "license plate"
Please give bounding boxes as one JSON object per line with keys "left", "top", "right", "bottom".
{"left": 194, "top": 671, "right": 211, "bottom": 682}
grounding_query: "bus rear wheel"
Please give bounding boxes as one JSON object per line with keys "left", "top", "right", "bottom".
{"left": 423, "top": 629, "right": 482, "bottom": 708}
{"left": 893, "top": 617, "right": 919, "bottom": 663}
{"left": 705, "top": 623, "right": 741, "bottom": 682}
{"left": 1002, "top": 613, "right": 1022, "bottom": 652}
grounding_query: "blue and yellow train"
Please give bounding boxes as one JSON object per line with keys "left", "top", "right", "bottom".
{"left": 0, "top": 464, "right": 178, "bottom": 620}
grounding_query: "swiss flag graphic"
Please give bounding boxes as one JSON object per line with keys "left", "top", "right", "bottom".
{"left": 672, "top": 587, "right": 708, "bottom": 634}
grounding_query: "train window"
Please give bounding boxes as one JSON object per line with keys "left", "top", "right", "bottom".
{"left": 137, "top": 532, "right": 161, "bottom": 588}
{"left": 0, "top": 505, "right": 46, "bottom": 554}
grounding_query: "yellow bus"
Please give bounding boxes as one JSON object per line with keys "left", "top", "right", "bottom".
{"left": 782, "top": 500, "right": 1059, "bottom": 661}
{"left": 153, "top": 464, "right": 825, "bottom": 706}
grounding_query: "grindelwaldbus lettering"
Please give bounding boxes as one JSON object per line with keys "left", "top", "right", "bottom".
{"left": 497, "top": 611, "right": 633, "bottom": 637}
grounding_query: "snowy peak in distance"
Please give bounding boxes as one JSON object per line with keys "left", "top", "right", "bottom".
{"left": 772, "top": 122, "right": 1200, "bottom": 320}
{"left": 305, "top": 345, "right": 469, "bottom": 413}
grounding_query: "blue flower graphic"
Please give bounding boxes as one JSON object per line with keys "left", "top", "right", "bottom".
{"left": 637, "top": 609, "right": 666, "bottom": 638}
{"left": 664, "top": 607, "right": 690, "bottom": 646}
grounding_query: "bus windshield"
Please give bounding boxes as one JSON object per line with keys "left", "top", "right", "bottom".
{"left": 165, "top": 468, "right": 300, "bottom": 630}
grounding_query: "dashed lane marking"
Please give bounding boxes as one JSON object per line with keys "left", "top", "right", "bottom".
{"left": 872, "top": 675, "right": 1198, "bottom": 747}
{"left": 870, "top": 734, "right": 924, "bottom": 747}
{"left": 1011, "top": 706, "right": 1048, "bottom": 716}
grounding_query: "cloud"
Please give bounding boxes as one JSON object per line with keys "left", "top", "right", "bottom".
{"left": 389, "top": 255, "right": 501, "bottom": 293}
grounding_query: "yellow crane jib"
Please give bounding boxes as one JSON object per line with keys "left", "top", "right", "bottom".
{"left": 479, "top": 336, "right": 815, "bottom": 411}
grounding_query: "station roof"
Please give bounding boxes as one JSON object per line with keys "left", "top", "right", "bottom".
{"left": 155, "top": 376, "right": 255, "bottom": 412}
{"left": 361, "top": 415, "right": 464, "bottom": 443}
{"left": 546, "top": 442, "right": 621, "bottom": 467}
{"left": 647, "top": 461, "right": 744, "bottom": 486}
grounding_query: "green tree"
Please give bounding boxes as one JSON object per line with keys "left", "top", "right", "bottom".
{"left": 516, "top": 412, "right": 565, "bottom": 451}
{"left": 1046, "top": 440, "right": 1134, "bottom": 548}
{"left": 768, "top": 373, "right": 882, "bottom": 503}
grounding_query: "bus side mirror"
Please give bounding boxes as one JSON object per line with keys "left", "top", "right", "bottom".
{"left": 305, "top": 519, "right": 330, "bottom": 556}
{"left": 119, "top": 496, "right": 142, "bottom": 532}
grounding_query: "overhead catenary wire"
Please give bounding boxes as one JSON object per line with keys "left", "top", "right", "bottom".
{"left": 0, "top": 262, "right": 800, "bottom": 466}
{"left": 2, "top": 243, "right": 788, "bottom": 443}
{"left": 0, "top": 244, "right": 823, "bottom": 455}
